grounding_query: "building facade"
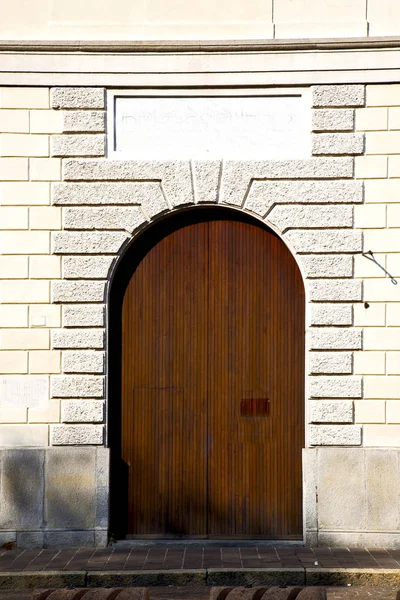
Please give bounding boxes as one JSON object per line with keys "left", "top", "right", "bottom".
{"left": 1, "top": 1, "right": 400, "bottom": 548}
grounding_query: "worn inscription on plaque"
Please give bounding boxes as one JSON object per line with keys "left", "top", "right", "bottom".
{"left": 0, "top": 376, "right": 49, "bottom": 408}
{"left": 113, "top": 95, "right": 311, "bottom": 160}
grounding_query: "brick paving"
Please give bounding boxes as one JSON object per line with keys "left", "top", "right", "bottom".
{"left": 0, "top": 546, "right": 399, "bottom": 572}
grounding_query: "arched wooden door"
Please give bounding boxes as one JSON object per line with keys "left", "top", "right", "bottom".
{"left": 120, "top": 210, "right": 305, "bottom": 539}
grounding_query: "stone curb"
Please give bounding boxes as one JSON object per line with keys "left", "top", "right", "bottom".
{"left": 206, "top": 569, "right": 305, "bottom": 586}
{"left": 0, "top": 571, "right": 86, "bottom": 590}
{"left": 0, "top": 567, "right": 400, "bottom": 589}
{"left": 305, "top": 568, "right": 400, "bottom": 586}
{"left": 87, "top": 570, "right": 206, "bottom": 587}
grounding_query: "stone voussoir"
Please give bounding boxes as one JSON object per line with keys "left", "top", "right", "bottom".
{"left": 62, "top": 305, "right": 105, "bottom": 328}
{"left": 52, "top": 328, "right": 105, "bottom": 349}
{"left": 309, "top": 424, "right": 362, "bottom": 446}
{"left": 309, "top": 329, "right": 362, "bottom": 350}
{"left": 309, "top": 280, "right": 362, "bottom": 302}
{"left": 309, "top": 400, "right": 354, "bottom": 423}
{"left": 63, "top": 206, "right": 147, "bottom": 234}
{"left": 312, "top": 108, "right": 355, "bottom": 132}
{"left": 245, "top": 180, "right": 363, "bottom": 218}
{"left": 309, "top": 376, "right": 362, "bottom": 398}
{"left": 312, "top": 133, "right": 364, "bottom": 156}
{"left": 51, "top": 134, "right": 105, "bottom": 158}
{"left": 310, "top": 303, "right": 353, "bottom": 326}
{"left": 51, "top": 375, "right": 104, "bottom": 398}
{"left": 53, "top": 231, "right": 129, "bottom": 254}
{"left": 52, "top": 281, "right": 106, "bottom": 303}
{"left": 62, "top": 350, "right": 105, "bottom": 374}
{"left": 51, "top": 424, "right": 104, "bottom": 445}
{"left": 63, "top": 256, "right": 115, "bottom": 279}
{"left": 285, "top": 230, "right": 362, "bottom": 254}
{"left": 61, "top": 399, "right": 104, "bottom": 423}
{"left": 312, "top": 85, "right": 366, "bottom": 108}
{"left": 309, "top": 351, "right": 353, "bottom": 374}
{"left": 63, "top": 110, "right": 106, "bottom": 133}
{"left": 268, "top": 205, "right": 353, "bottom": 232}
{"left": 51, "top": 87, "right": 105, "bottom": 109}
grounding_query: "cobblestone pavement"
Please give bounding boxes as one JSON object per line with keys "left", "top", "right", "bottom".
{"left": 0, "top": 547, "right": 400, "bottom": 571}
{"left": 0, "top": 586, "right": 398, "bottom": 600}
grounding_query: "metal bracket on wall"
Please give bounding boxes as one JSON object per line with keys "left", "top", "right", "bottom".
{"left": 362, "top": 250, "right": 397, "bottom": 285}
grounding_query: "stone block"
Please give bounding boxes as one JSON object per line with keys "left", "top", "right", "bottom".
{"left": 17, "top": 531, "right": 44, "bottom": 549}
{"left": 285, "top": 230, "right": 362, "bottom": 253}
{"left": 51, "top": 425, "right": 104, "bottom": 445}
{"left": 51, "top": 87, "right": 105, "bottom": 109}
{"left": 29, "top": 351, "right": 61, "bottom": 375}
{"left": 63, "top": 256, "right": 115, "bottom": 280}
{"left": 364, "top": 424, "right": 400, "bottom": 446}
{"left": 51, "top": 134, "right": 105, "bottom": 158}
{"left": 52, "top": 329, "right": 105, "bottom": 349}
{"left": 0, "top": 449, "right": 44, "bottom": 529}
{"left": 309, "top": 352, "right": 353, "bottom": 374}
{"left": 0, "top": 158, "right": 28, "bottom": 181}
{"left": 52, "top": 231, "right": 128, "bottom": 254}
{"left": 61, "top": 400, "right": 104, "bottom": 423}
{"left": 354, "top": 303, "right": 385, "bottom": 327}
{"left": 268, "top": 205, "right": 353, "bottom": 233}
{"left": 0, "top": 110, "right": 29, "bottom": 133}
{"left": 52, "top": 182, "right": 165, "bottom": 215}
{"left": 355, "top": 156, "right": 388, "bottom": 179}
{"left": 62, "top": 160, "right": 194, "bottom": 208}
{"left": 0, "top": 305, "right": 28, "bottom": 328}
{"left": 355, "top": 400, "right": 386, "bottom": 424}
{"left": 310, "top": 425, "right": 362, "bottom": 446}
{"left": 51, "top": 375, "right": 104, "bottom": 398}
{"left": 30, "top": 305, "right": 61, "bottom": 328}
{"left": 0, "top": 280, "right": 50, "bottom": 304}
{"left": 364, "top": 328, "right": 400, "bottom": 351}
{"left": 309, "top": 400, "right": 353, "bottom": 423}
{"left": 310, "top": 304, "right": 353, "bottom": 326}
{"left": 303, "top": 448, "right": 318, "bottom": 531}
{"left": 95, "top": 447, "right": 109, "bottom": 530}
{"left": 30, "top": 207, "right": 61, "bottom": 230}
{"left": 45, "top": 447, "right": 96, "bottom": 528}
{"left": 309, "top": 376, "right": 362, "bottom": 398}
{"left": 52, "top": 281, "right": 106, "bottom": 303}
{"left": 30, "top": 256, "right": 61, "bottom": 279}
{"left": 0, "top": 231, "right": 50, "bottom": 254}
{"left": 354, "top": 204, "right": 386, "bottom": 228}
{"left": 193, "top": 160, "right": 221, "bottom": 203}
{"left": 43, "top": 530, "right": 95, "bottom": 548}
{"left": 0, "top": 425, "right": 49, "bottom": 446}
{"left": 312, "top": 109, "right": 355, "bottom": 132}
{"left": 0, "top": 207, "right": 28, "bottom": 229}
{"left": 354, "top": 351, "right": 385, "bottom": 375}
{"left": 63, "top": 206, "right": 147, "bottom": 234}
{"left": 0, "top": 329, "right": 49, "bottom": 351}
{"left": 317, "top": 449, "right": 366, "bottom": 531}
{"left": 0, "top": 352, "right": 28, "bottom": 375}
{"left": 364, "top": 375, "right": 400, "bottom": 399}
{"left": 309, "top": 280, "right": 362, "bottom": 302}
{"left": 63, "top": 351, "right": 104, "bottom": 374}
{"left": 301, "top": 255, "right": 353, "bottom": 278}
{"left": 95, "top": 529, "right": 108, "bottom": 547}
{"left": 29, "top": 400, "right": 60, "bottom": 424}
{"left": 63, "top": 111, "right": 105, "bottom": 133}
{"left": 0, "top": 257, "right": 28, "bottom": 279}
{"left": 309, "top": 329, "right": 362, "bottom": 350}
{"left": 312, "top": 85, "right": 366, "bottom": 107}
{"left": 312, "top": 133, "right": 364, "bottom": 156}
{"left": 0, "top": 182, "right": 50, "bottom": 205}
{"left": 30, "top": 110, "right": 63, "bottom": 134}
{"left": 0, "top": 133, "right": 49, "bottom": 157}
{"left": 62, "top": 306, "right": 105, "bottom": 328}
{"left": 356, "top": 107, "right": 388, "bottom": 131}
{"left": 243, "top": 180, "right": 363, "bottom": 217}
{"left": 222, "top": 158, "right": 354, "bottom": 206}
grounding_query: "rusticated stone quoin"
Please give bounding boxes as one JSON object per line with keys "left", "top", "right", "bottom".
{"left": 51, "top": 87, "right": 105, "bottom": 109}
{"left": 309, "top": 376, "right": 362, "bottom": 398}
{"left": 268, "top": 205, "right": 353, "bottom": 232}
{"left": 63, "top": 206, "right": 147, "bottom": 234}
{"left": 62, "top": 305, "right": 105, "bottom": 328}
{"left": 309, "top": 400, "right": 354, "bottom": 423}
{"left": 309, "top": 425, "right": 362, "bottom": 446}
{"left": 52, "top": 329, "right": 105, "bottom": 349}
{"left": 302, "top": 255, "right": 353, "bottom": 279}
{"left": 62, "top": 351, "right": 105, "bottom": 374}
{"left": 309, "top": 352, "right": 353, "bottom": 375}
{"left": 309, "top": 329, "right": 362, "bottom": 351}
{"left": 312, "top": 108, "right": 355, "bottom": 132}
{"left": 285, "top": 230, "right": 362, "bottom": 254}
{"left": 51, "top": 134, "right": 106, "bottom": 157}
{"left": 51, "top": 375, "right": 104, "bottom": 398}
{"left": 63, "top": 256, "right": 115, "bottom": 280}
{"left": 310, "top": 304, "right": 353, "bottom": 326}
{"left": 308, "top": 280, "right": 362, "bottom": 302}
{"left": 51, "top": 425, "right": 104, "bottom": 445}
{"left": 312, "top": 133, "right": 364, "bottom": 156}
{"left": 63, "top": 110, "right": 106, "bottom": 133}
{"left": 312, "top": 85, "right": 366, "bottom": 108}
{"left": 53, "top": 231, "right": 129, "bottom": 254}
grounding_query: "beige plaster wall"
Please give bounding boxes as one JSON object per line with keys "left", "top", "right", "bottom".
{"left": 1, "top": 0, "right": 400, "bottom": 41}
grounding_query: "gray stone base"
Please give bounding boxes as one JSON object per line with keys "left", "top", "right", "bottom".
{"left": 0, "top": 447, "right": 109, "bottom": 548}
{"left": 304, "top": 447, "right": 400, "bottom": 548}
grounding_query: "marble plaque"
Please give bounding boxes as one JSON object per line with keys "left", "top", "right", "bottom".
{"left": 0, "top": 376, "right": 49, "bottom": 408}
{"left": 114, "top": 95, "right": 311, "bottom": 160}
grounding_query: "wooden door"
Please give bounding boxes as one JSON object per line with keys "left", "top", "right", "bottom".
{"left": 121, "top": 211, "right": 305, "bottom": 538}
